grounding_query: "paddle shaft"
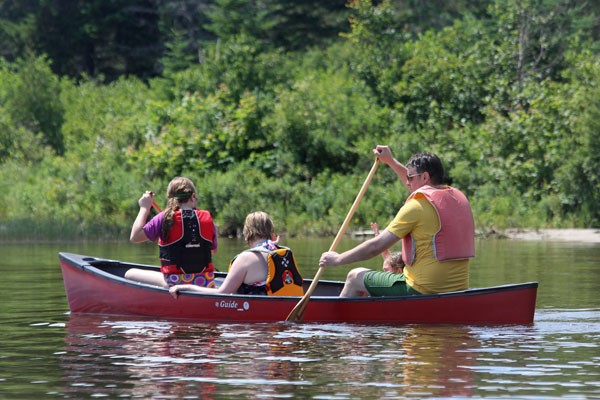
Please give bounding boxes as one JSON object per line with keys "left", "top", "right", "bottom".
{"left": 286, "top": 158, "right": 380, "bottom": 322}
{"left": 151, "top": 199, "right": 161, "bottom": 213}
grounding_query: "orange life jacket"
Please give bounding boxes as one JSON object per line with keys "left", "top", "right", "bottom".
{"left": 230, "top": 245, "right": 304, "bottom": 296}
{"left": 402, "top": 185, "right": 475, "bottom": 266}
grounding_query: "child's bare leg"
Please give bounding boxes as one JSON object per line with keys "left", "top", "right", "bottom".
{"left": 124, "top": 268, "right": 169, "bottom": 288}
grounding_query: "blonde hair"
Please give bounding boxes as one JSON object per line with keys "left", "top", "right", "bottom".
{"left": 243, "top": 211, "right": 274, "bottom": 243}
{"left": 162, "top": 177, "right": 197, "bottom": 238}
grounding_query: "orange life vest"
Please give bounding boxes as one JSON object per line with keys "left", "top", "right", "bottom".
{"left": 402, "top": 185, "right": 475, "bottom": 266}
{"left": 230, "top": 245, "right": 304, "bottom": 296}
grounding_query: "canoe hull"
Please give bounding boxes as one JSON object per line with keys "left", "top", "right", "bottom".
{"left": 59, "top": 252, "right": 538, "bottom": 324}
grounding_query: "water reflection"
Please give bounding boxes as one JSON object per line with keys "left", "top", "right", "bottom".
{"left": 62, "top": 316, "right": 483, "bottom": 398}
{"left": 63, "top": 315, "right": 221, "bottom": 398}
{"left": 63, "top": 315, "right": 310, "bottom": 398}
{"left": 299, "top": 325, "right": 480, "bottom": 398}
{"left": 399, "top": 326, "right": 477, "bottom": 397}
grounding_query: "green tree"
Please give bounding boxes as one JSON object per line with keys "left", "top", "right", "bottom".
{"left": 158, "top": 0, "right": 215, "bottom": 74}
{"left": 0, "top": 0, "right": 38, "bottom": 60}
{"left": 35, "top": 0, "right": 163, "bottom": 81}
{"left": 205, "top": 0, "right": 349, "bottom": 50}
{"left": 0, "top": 55, "right": 64, "bottom": 157}
{"left": 552, "top": 49, "right": 600, "bottom": 226}
{"left": 264, "top": 0, "right": 350, "bottom": 50}
{"left": 268, "top": 67, "right": 388, "bottom": 178}
{"left": 394, "top": 18, "right": 489, "bottom": 133}
{"left": 341, "top": 0, "right": 412, "bottom": 107}
{"left": 205, "top": 0, "right": 281, "bottom": 44}
{"left": 485, "top": 0, "right": 594, "bottom": 112}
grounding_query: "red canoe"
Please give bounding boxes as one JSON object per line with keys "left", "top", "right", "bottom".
{"left": 59, "top": 252, "right": 538, "bottom": 324}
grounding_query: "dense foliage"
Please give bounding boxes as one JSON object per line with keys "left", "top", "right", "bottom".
{"left": 0, "top": 0, "right": 599, "bottom": 240}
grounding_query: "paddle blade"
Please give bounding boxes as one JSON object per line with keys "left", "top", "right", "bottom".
{"left": 286, "top": 265, "right": 326, "bottom": 322}
{"left": 286, "top": 295, "right": 309, "bottom": 322}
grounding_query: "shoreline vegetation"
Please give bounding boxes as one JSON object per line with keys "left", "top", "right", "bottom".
{"left": 2, "top": 222, "right": 599, "bottom": 244}
{"left": 1, "top": 1, "right": 599, "bottom": 237}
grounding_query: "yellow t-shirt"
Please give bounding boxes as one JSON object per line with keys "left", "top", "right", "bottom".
{"left": 385, "top": 197, "right": 469, "bottom": 294}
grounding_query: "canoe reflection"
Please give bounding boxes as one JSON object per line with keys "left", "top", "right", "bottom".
{"left": 61, "top": 315, "right": 479, "bottom": 398}
{"left": 303, "top": 324, "right": 478, "bottom": 398}
{"left": 399, "top": 326, "right": 477, "bottom": 397}
{"left": 61, "top": 314, "right": 303, "bottom": 398}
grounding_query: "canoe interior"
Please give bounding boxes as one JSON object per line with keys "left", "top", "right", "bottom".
{"left": 81, "top": 256, "right": 344, "bottom": 297}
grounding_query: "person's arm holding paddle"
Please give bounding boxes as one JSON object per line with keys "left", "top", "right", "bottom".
{"left": 319, "top": 144, "right": 409, "bottom": 268}
{"left": 319, "top": 231, "right": 400, "bottom": 297}
{"left": 320, "top": 230, "right": 399, "bottom": 268}
{"left": 316, "top": 144, "right": 422, "bottom": 298}
{"left": 130, "top": 190, "right": 156, "bottom": 242}
{"left": 373, "top": 145, "right": 410, "bottom": 191}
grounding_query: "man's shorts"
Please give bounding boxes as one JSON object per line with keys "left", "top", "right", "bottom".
{"left": 363, "top": 271, "right": 421, "bottom": 296}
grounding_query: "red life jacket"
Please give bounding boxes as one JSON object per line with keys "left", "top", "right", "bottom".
{"left": 402, "top": 185, "right": 475, "bottom": 266}
{"left": 159, "top": 209, "right": 215, "bottom": 274}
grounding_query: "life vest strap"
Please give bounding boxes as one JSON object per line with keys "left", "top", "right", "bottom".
{"left": 160, "top": 264, "right": 185, "bottom": 274}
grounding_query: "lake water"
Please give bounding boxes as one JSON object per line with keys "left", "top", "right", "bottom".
{"left": 1, "top": 237, "right": 599, "bottom": 399}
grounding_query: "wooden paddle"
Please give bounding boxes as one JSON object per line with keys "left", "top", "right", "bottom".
{"left": 148, "top": 191, "right": 161, "bottom": 213}
{"left": 286, "top": 158, "right": 380, "bottom": 322}
{"left": 151, "top": 199, "right": 161, "bottom": 213}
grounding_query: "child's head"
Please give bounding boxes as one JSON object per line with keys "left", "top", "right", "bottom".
{"left": 167, "top": 176, "right": 196, "bottom": 204}
{"left": 162, "top": 176, "right": 197, "bottom": 239}
{"left": 383, "top": 252, "right": 405, "bottom": 273}
{"left": 243, "top": 211, "right": 275, "bottom": 243}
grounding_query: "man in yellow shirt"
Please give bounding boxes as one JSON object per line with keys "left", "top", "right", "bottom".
{"left": 319, "top": 145, "right": 475, "bottom": 297}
